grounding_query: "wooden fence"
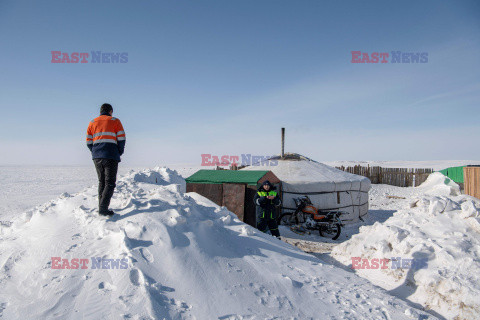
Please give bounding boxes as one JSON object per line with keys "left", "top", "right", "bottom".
{"left": 336, "top": 165, "right": 434, "bottom": 187}
{"left": 464, "top": 166, "right": 480, "bottom": 199}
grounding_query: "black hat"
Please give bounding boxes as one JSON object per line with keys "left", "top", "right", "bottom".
{"left": 262, "top": 180, "right": 272, "bottom": 187}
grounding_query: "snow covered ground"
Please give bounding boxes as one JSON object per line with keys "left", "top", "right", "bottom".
{"left": 0, "top": 166, "right": 436, "bottom": 319}
{"left": 0, "top": 165, "right": 200, "bottom": 221}
{"left": 0, "top": 166, "right": 138, "bottom": 221}
{"left": 1, "top": 163, "right": 478, "bottom": 319}
{"left": 330, "top": 174, "right": 480, "bottom": 320}
{"left": 274, "top": 173, "right": 480, "bottom": 320}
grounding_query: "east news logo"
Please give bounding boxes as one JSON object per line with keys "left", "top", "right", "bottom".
{"left": 51, "top": 51, "right": 128, "bottom": 63}
{"left": 351, "top": 51, "right": 428, "bottom": 63}
{"left": 51, "top": 257, "right": 129, "bottom": 269}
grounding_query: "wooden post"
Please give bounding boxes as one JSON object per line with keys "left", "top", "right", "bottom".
{"left": 281, "top": 127, "right": 285, "bottom": 159}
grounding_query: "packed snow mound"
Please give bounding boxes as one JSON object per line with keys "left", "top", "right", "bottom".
{"left": 417, "top": 172, "right": 461, "bottom": 196}
{"left": 0, "top": 168, "right": 436, "bottom": 319}
{"left": 121, "top": 166, "right": 186, "bottom": 191}
{"left": 332, "top": 191, "right": 480, "bottom": 320}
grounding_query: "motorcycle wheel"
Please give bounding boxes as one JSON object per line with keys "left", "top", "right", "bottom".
{"left": 277, "top": 213, "right": 298, "bottom": 226}
{"left": 319, "top": 223, "right": 341, "bottom": 240}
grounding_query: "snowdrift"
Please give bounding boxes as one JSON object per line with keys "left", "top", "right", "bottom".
{"left": 416, "top": 172, "right": 461, "bottom": 197}
{"left": 332, "top": 175, "right": 480, "bottom": 319}
{"left": 0, "top": 167, "right": 433, "bottom": 319}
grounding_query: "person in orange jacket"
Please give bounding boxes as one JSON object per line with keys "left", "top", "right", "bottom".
{"left": 86, "top": 103, "right": 126, "bottom": 216}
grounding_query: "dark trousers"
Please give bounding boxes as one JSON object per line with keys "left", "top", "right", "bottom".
{"left": 257, "top": 210, "right": 280, "bottom": 237}
{"left": 94, "top": 158, "right": 118, "bottom": 213}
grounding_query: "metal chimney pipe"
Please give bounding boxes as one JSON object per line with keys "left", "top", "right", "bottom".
{"left": 281, "top": 127, "right": 285, "bottom": 158}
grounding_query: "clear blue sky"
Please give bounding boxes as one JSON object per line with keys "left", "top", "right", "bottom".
{"left": 0, "top": 0, "right": 479, "bottom": 166}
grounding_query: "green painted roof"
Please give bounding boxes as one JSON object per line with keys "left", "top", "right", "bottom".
{"left": 185, "top": 170, "right": 270, "bottom": 185}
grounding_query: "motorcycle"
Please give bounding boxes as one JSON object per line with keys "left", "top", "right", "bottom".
{"left": 277, "top": 195, "right": 345, "bottom": 240}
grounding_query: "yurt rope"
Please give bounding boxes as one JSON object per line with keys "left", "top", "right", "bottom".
{"left": 281, "top": 202, "right": 368, "bottom": 211}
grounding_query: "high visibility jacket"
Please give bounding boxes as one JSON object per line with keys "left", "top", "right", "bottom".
{"left": 86, "top": 113, "right": 126, "bottom": 162}
{"left": 254, "top": 186, "right": 281, "bottom": 219}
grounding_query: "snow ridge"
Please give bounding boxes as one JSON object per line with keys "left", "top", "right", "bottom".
{"left": 0, "top": 167, "right": 434, "bottom": 319}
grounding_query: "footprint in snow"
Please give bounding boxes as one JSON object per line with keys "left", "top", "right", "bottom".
{"left": 98, "top": 281, "right": 116, "bottom": 291}
{"left": 118, "top": 294, "right": 134, "bottom": 306}
{"left": 78, "top": 205, "right": 89, "bottom": 212}
{"left": 170, "top": 298, "right": 191, "bottom": 312}
{"left": 129, "top": 269, "right": 143, "bottom": 286}
{"left": 0, "top": 302, "right": 7, "bottom": 313}
{"left": 140, "top": 248, "right": 154, "bottom": 263}
{"left": 282, "top": 275, "right": 304, "bottom": 288}
{"left": 44, "top": 260, "right": 52, "bottom": 269}
{"left": 65, "top": 244, "right": 78, "bottom": 253}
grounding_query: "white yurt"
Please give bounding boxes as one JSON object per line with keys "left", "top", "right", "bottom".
{"left": 242, "top": 153, "right": 371, "bottom": 222}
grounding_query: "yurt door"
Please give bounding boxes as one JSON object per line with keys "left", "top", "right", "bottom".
{"left": 222, "top": 183, "right": 245, "bottom": 221}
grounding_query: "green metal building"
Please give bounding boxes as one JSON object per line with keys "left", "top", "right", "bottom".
{"left": 439, "top": 166, "right": 465, "bottom": 184}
